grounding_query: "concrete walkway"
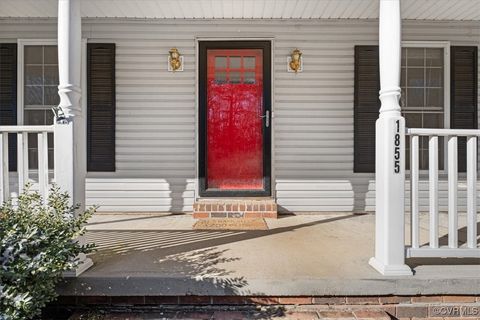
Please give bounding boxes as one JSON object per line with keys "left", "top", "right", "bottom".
{"left": 58, "top": 213, "right": 480, "bottom": 296}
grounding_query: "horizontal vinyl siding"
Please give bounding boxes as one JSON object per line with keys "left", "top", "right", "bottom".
{"left": 0, "top": 19, "right": 479, "bottom": 212}
{"left": 85, "top": 178, "right": 195, "bottom": 212}
{"left": 98, "top": 37, "right": 196, "bottom": 211}
{"left": 275, "top": 20, "right": 480, "bottom": 212}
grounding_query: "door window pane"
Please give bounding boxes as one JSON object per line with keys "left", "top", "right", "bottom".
{"left": 215, "top": 71, "right": 227, "bottom": 84}
{"left": 244, "top": 57, "right": 255, "bottom": 69}
{"left": 229, "top": 71, "right": 241, "bottom": 84}
{"left": 244, "top": 72, "right": 256, "bottom": 84}
{"left": 230, "top": 57, "right": 241, "bottom": 69}
{"left": 215, "top": 57, "right": 227, "bottom": 69}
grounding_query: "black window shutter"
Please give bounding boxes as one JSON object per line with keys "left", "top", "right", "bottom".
{"left": 87, "top": 43, "right": 116, "bottom": 172}
{"left": 450, "top": 46, "right": 478, "bottom": 172}
{"left": 0, "top": 43, "right": 17, "bottom": 172}
{"left": 354, "top": 46, "right": 380, "bottom": 173}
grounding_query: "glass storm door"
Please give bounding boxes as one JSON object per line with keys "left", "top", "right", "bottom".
{"left": 199, "top": 42, "right": 271, "bottom": 197}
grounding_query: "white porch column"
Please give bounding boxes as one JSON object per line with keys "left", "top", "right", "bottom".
{"left": 368, "top": 0, "right": 412, "bottom": 276}
{"left": 56, "top": 0, "right": 92, "bottom": 276}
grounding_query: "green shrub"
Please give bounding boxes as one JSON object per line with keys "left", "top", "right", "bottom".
{"left": 0, "top": 185, "right": 96, "bottom": 320}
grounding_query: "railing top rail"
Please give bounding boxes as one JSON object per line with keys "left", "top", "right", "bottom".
{"left": 407, "top": 128, "right": 480, "bottom": 137}
{"left": 0, "top": 125, "right": 54, "bottom": 133}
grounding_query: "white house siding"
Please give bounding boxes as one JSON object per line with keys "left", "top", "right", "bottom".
{"left": 0, "top": 19, "right": 479, "bottom": 213}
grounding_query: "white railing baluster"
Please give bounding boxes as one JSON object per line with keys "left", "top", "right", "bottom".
{"left": 23, "top": 132, "right": 29, "bottom": 187}
{"left": 0, "top": 134, "right": 9, "bottom": 203}
{"left": 466, "top": 136, "right": 477, "bottom": 249}
{"left": 17, "top": 133, "right": 26, "bottom": 193}
{"left": 406, "top": 128, "right": 480, "bottom": 258}
{"left": 0, "top": 126, "right": 53, "bottom": 203}
{"left": 410, "top": 135, "right": 419, "bottom": 249}
{"left": 447, "top": 136, "right": 458, "bottom": 249}
{"left": 38, "top": 132, "right": 49, "bottom": 204}
{"left": 17, "top": 132, "right": 28, "bottom": 194}
{"left": 429, "top": 136, "right": 439, "bottom": 248}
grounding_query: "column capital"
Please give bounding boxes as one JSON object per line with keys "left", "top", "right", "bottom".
{"left": 57, "top": 0, "right": 81, "bottom": 119}
{"left": 379, "top": 86, "right": 401, "bottom": 117}
{"left": 58, "top": 84, "right": 82, "bottom": 119}
{"left": 378, "top": 0, "right": 402, "bottom": 117}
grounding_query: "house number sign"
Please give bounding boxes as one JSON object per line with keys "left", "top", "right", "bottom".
{"left": 394, "top": 119, "right": 400, "bottom": 173}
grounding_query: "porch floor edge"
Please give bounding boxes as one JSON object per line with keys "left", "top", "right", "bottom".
{"left": 56, "top": 276, "right": 480, "bottom": 297}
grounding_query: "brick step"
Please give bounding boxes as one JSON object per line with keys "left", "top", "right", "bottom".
{"left": 193, "top": 198, "right": 277, "bottom": 219}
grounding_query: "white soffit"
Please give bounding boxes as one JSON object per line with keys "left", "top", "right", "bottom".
{"left": 0, "top": 0, "right": 479, "bottom": 21}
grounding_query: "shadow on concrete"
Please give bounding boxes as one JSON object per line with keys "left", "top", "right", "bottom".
{"left": 87, "top": 214, "right": 359, "bottom": 258}
{"left": 409, "top": 222, "right": 480, "bottom": 267}
{"left": 408, "top": 257, "right": 480, "bottom": 268}
{"left": 418, "top": 221, "right": 480, "bottom": 248}
{"left": 156, "top": 247, "right": 249, "bottom": 292}
{"left": 60, "top": 214, "right": 360, "bottom": 296}
{"left": 440, "top": 221, "right": 480, "bottom": 246}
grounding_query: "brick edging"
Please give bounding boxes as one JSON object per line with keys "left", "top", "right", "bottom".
{"left": 56, "top": 295, "right": 480, "bottom": 318}
{"left": 59, "top": 295, "right": 480, "bottom": 305}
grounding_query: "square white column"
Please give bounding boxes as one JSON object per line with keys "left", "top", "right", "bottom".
{"left": 368, "top": 0, "right": 412, "bottom": 276}
{"left": 56, "top": 0, "right": 92, "bottom": 276}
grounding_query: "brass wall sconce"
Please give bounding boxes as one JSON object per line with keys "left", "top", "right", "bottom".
{"left": 168, "top": 48, "right": 184, "bottom": 72}
{"left": 287, "top": 48, "right": 303, "bottom": 73}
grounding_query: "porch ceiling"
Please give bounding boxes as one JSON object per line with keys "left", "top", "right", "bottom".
{"left": 1, "top": 0, "right": 479, "bottom": 21}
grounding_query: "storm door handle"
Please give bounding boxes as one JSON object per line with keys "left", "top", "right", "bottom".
{"left": 260, "top": 110, "right": 270, "bottom": 127}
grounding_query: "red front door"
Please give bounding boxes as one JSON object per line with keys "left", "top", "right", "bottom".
{"left": 199, "top": 42, "right": 271, "bottom": 196}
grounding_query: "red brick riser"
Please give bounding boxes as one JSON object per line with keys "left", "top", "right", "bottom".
{"left": 57, "top": 295, "right": 480, "bottom": 319}
{"left": 193, "top": 199, "right": 277, "bottom": 219}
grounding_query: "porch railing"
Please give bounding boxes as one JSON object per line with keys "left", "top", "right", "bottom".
{"left": 0, "top": 125, "right": 54, "bottom": 204}
{"left": 406, "top": 128, "right": 480, "bottom": 258}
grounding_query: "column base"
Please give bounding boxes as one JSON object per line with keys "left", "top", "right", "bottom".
{"left": 63, "top": 257, "right": 94, "bottom": 277}
{"left": 369, "top": 257, "right": 413, "bottom": 276}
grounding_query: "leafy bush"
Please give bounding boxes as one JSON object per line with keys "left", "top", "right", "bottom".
{"left": 0, "top": 186, "right": 95, "bottom": 320}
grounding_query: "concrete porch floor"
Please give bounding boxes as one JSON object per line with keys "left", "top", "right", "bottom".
{"left": 57, "top": 212, "right": 480, "bottom": 297}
